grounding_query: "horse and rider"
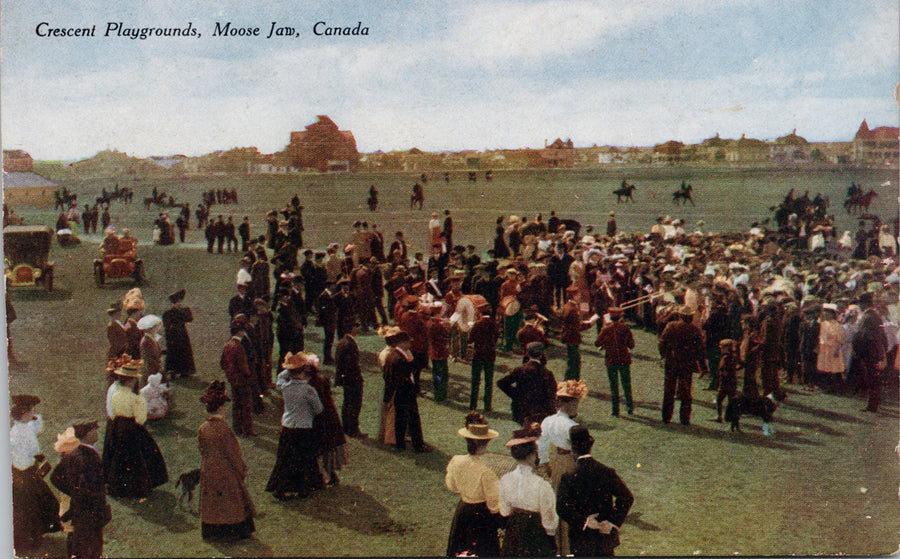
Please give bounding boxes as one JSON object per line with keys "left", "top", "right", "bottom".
{"left": 672, "top": 181, "right": 694, "bottom": 206}
{"left": 410, "top": 182, "right": 424, "bottom": 210}
{"left": 844, "top": 183, "right": 878, "bottom": 215}
{"left": 613, "top": 179, "right": 637, "bottom": 203}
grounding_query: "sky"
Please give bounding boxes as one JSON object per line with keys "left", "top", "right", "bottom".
{"left": 1, "top": 0, "right": 898, "bottom": 161}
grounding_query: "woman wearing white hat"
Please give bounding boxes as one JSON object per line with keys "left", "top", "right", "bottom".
{"left": 817, "top": 303, "right": 847, "bottom": 393}
{"left": 138, "top": 314, "right": 164, "bottom": 382}
{"left": 445, "top": 412, "right": 501, "bottom": 557}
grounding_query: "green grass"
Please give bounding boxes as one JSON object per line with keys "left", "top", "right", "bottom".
{"left": 7, "top": 168, "right": 900, "bottom": 557}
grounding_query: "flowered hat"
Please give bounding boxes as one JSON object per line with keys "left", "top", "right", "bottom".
{"left": 505, "top": 422, "right": 542, "bottom": 447}
{"left": 54, "top": 427, "right": 80, "bottom": 454}
{"left": 457, "top": 411, "right": 499, "bottom": 440}
{"left": 556, "top": 380, "right": 589, "bottom": 400}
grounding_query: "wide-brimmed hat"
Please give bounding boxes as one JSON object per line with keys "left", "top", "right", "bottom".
{"left": 822, "top": 303, "right": 838, "bottom": 313}
{"left": 106, "top": 301, "right": 122, "bottom": 314}
{"left": 230, "top": 313, "right": 249, "bottom": 331}
{"left": 137, "top": 314, "right": 161, "bottom": 331}
{"left": 122, "top": 287, "right": 145, "bottom": 311}
{"left": 200, "top": 380, "right": 231, "bottom": 406}
{"left": 556, "top": 380, "right": 589, "bottom": 400}
{"left": 678, "top": 305, "right": 694, "bottom": 316}
{"left": 281, "top": 351, "right": 308, "bottom": 370}
{"left": 114, "top": 358, "right": 143, "bottom": 378}
{"left": 236, "top": 269, "right": 252, "bottom": 286}
{"left": 608, "top": 307, "right": 623, "bottom": 318}
{"left": 526, "top": 342, "right": 545, "bottom": 357}
{"left": 457, "top": 414, "right": 499, "bottom": 440}
{"left": 54, "top": 427, "right": 80, "bottom": 454}
{"left": 404, "top": 295, "right": 420, "bottom": 307}
{"left": 11, "top": 394, "right": 40, "bottom": 409}
{"left": 169, "top": 288, "right": 186, "bottom": 304}
{"left": 505, "top": 422, "right": 542, "bottom": 447}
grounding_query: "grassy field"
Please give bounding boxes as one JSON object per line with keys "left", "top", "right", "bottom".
{"left": 6, "top": 168, "right": 900, "bottom": 557}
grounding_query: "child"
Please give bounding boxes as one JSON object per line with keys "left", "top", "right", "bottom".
{"left": 141, "top": 373, "right": 170, "bottom": 420}
{"left": 715, "top": 339, "right": 740, "bottom": 422}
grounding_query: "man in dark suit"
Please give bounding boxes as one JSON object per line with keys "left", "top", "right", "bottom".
{"left": 335, "top": 322, "right": 364, "bottom": 437}
{"left": 316, "top": 283, "right": 339, "bottom": 365}
{"left": 221, "top": 316, "right": 255, "bottom": 436}
{"left": 467, "top": 305, "right": 499, "bottom": 412}
{"left": 556, "top": 425, "right": 633, "bottom": 557}
{"left": 383, "top": 331, "right": 430, "bottom": 453}
{"left": 51, "top": 420, "right": 110, "bottom": 559}
{"left": 497, "top": 342, "right": 558, "bottom": 424}
{"left": 228, "top": 271, "right": 257, "bottom": 319}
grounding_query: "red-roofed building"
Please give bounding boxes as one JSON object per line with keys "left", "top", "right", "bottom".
{"left": 3, "top": 150, "right": 34, "bottom": 173}
{"left": 527, "top": 138, "right": 575, "bottom": 168}
{"left": 852, "top": 120, "right": 899, "bottom": 167}
{"left": 289, "top": 115, "right": 359, "bottom": 173}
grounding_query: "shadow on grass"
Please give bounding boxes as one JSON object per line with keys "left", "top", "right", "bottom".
{"left": 624, "top": 511, "right": 661, "bottom": 532}
{"left": 208, "top": 534, "right": 275, "bottom": 558}
{"left": 277, "top": 483, "right": 417, "bottom": 536}
{"left": 114, "top": 489, "right": 197, "bottom": 534}
{"left": 622, "top": 414, "right": 806, "bottom": 450}
{"left": 780, "top": 399, "right": 875, "bottom": 424}
{"left": 354, "top": 434, "right": 453, "bottom": 474}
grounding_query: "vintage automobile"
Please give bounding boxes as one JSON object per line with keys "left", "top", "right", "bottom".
{"left": 4, "top": 225, "right": 55, "bottom": 291}
{"left": 94, "top": 235, "right": 145, "bottom": 287}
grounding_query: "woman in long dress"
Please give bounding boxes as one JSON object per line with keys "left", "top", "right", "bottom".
{"left": 377, "top": 326, "right": 403, "bottom": 445}
{"left": 198, "top": 381, "right": 256, "bottom": 541}
{"left": 307, "top": 354, "right": 348, "bottom": 486}
{"left": 10, "top": 394, "right": 61, "bottom": 553}
{"left": 102, "top": 360, "right": 168, "bottom": 498}
{"left": 266, "top": 352, "right": 324, "bottom": 500}
{"left": 499, "top": 423, "right": 559, "bottom": 557}
{"left": 445, "top": 412, "right": 501, "bottom": 557}
{"left": 163, "top": 288, "right": 196, "bottom": 377}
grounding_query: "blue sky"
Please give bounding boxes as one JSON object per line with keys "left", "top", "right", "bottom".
{"left": 1, "top": 0, "right": 897, "bottom": 160}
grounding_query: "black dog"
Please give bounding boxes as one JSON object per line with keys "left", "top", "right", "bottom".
{"left": 724, "top": 394, "right": 779, "bottom": 436}
{"left": 175, "top": 468, "right": 201, "bottom": 509}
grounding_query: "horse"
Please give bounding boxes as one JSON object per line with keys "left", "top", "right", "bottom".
{"left": 54, "top": 190, "right": 77, "bottom": 210}
{"left": 673, "top": 184, "right": 694, "bottom": 206}
{"left": 410, "top": 183, "right": 424, "bottom": 210}
{"left": 613, "top": 183, "right": 636, "bottom": 203}
{"left": 844, "top": 189, "right": 878, "bottom": 215}
{"left": 468, "top": 171, "right": 477, "bottom": 183}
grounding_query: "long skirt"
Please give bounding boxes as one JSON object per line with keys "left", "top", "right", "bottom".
{"left": 501, "top": 509, "right": 556, "bottom": 557}
{"left": 265, "top": 427, "right": 321, "bottom": 496}
{"left": 446, "top": 500, "right": 500, "bottom": 557}
{"left": 202, "top": 516, "right": 256, "bottom": 542}
{"left": 102, "top": 416, "right": 168, "bottom": 498}
{"left": 12, "top": 464, "right": 61, "bottom": 552}
{"left": 318, "top": 444, "right": 349, "bottom": 484}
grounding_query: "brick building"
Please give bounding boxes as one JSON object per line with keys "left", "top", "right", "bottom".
{"left": 3, "top": 150, "right": 34, "bottom": 173}
{"left": 852, "top": 119, "right": 899, "bottom": 167}
{"left": 289, "top": 115, "right": 359, "bottom": 173}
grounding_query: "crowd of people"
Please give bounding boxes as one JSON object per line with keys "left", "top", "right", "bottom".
{"left": 11, "top": 183, "right": 900, "bottom": 557}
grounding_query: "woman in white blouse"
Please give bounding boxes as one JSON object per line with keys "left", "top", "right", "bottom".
{"left": 10, "top": 394, "right": 61, "bottom": 553}
{"left": 499, "top": 422, "right": 559, "bottom": 557}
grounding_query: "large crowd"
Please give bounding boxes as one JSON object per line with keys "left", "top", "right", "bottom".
{"left": 10, "top": 185, "right": 900, "bottom": 557}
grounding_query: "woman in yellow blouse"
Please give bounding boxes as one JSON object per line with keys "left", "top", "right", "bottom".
{"left": 101, "top": 359, "right": 168, "bottom": 497}
{"left": 445, "top": 412, "right": 501, "bottom": 557}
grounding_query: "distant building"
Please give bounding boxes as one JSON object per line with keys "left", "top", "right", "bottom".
{"left": 770, "top": 130, "right": 810, "bottom": 164}
{"left": 852, "top": 119, "right": 899, "bottom": 167}
{"left": 289, "top": 115, "right": 359, "bottom": 173}
{"left": 3, "top": 150, "right": 34, "bottom": 173}
{"left": 652, "top": 140, "right": 684, "bottom": 164}
{"left": 3, "top": 171, "right": 57, "bottom": 205}
{"left": 527, "top": 138, "right": 574, "bottom": 168}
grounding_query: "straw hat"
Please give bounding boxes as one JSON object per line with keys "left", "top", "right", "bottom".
{"left": 54, "top": 427, "right": 80, "bottom": 454}
{"left": 457, "top": 413, "right": 499, "bottom": 440}
{"left": 281, "top": 351, "right": 308, "bottom": 370}
{"left": 556, "top": 380, "right": 589, "bottom": 400}
{"left": 505, "top": 422, "right": 542, "bottom": 447}
{"left": 114, "top": 358, "right": 143, "bottom": 378}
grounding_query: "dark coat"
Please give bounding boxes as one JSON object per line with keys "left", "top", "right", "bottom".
{"left": 221, "top": 337, "right": 251, "bottom": 387}
{"left": 595, "top": 320, "right": 634, "bottom": 366}
{"left": 334, "top": 335, "right": 362, "bottom": 388}
{"left": 469, "top": 316, "right": 499, "bottom": 362}
{"left": 658, "top": 318, "right": 706, "bottom": 375}
{"left": 308, "top": 374, "right": 347, "bottom": 453}
{"left": 383, "top": 348, "right": 417, "bottom": 404}
{"left": 123, "top": 317, "right": 142, "bottom": 359}
{"left": 163, "top": 306, "right": 195, "bottom": 375}
{"left": 228, "top": 293, "right": 256, "bottom": 319}
{"left": 557, "top": 456, "right": 633, "bottom": 556}
{"left": 107, "top": 320, "right": 127, "bottom": 360}
{"left": 497, "top": 359, "right": 558, "bottom": 424}
{"left": 51, "top": 444, "right": 109, "bottom": 531}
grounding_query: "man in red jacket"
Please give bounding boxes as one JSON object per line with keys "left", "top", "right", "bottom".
{"left": 561, "top": 286, "right": 599, "bottom": 380}
{"left": 658, "top": 305, "right": 707, "bottom": 425}
{"left": 468, "top": 304, "right": 499, "bottom": 411}
{"left": 398, "top": 296, "right": 429, "bottom": 393}
{"left": 220, "top": 317, "right": 255, "bottom": 436}
{"left": 594, "top": 307, "right": 635, "bottom": 417}
{"left": 426, "top": 308, "right": 451, "bottom": 402}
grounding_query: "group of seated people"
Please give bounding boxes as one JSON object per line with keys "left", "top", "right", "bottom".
{"left": 101, "top": 227, "right": 137, "bottom": 257}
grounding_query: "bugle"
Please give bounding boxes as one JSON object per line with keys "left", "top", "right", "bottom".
{"left": 618, "top": 292, "right": 658, "bottom": 310}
